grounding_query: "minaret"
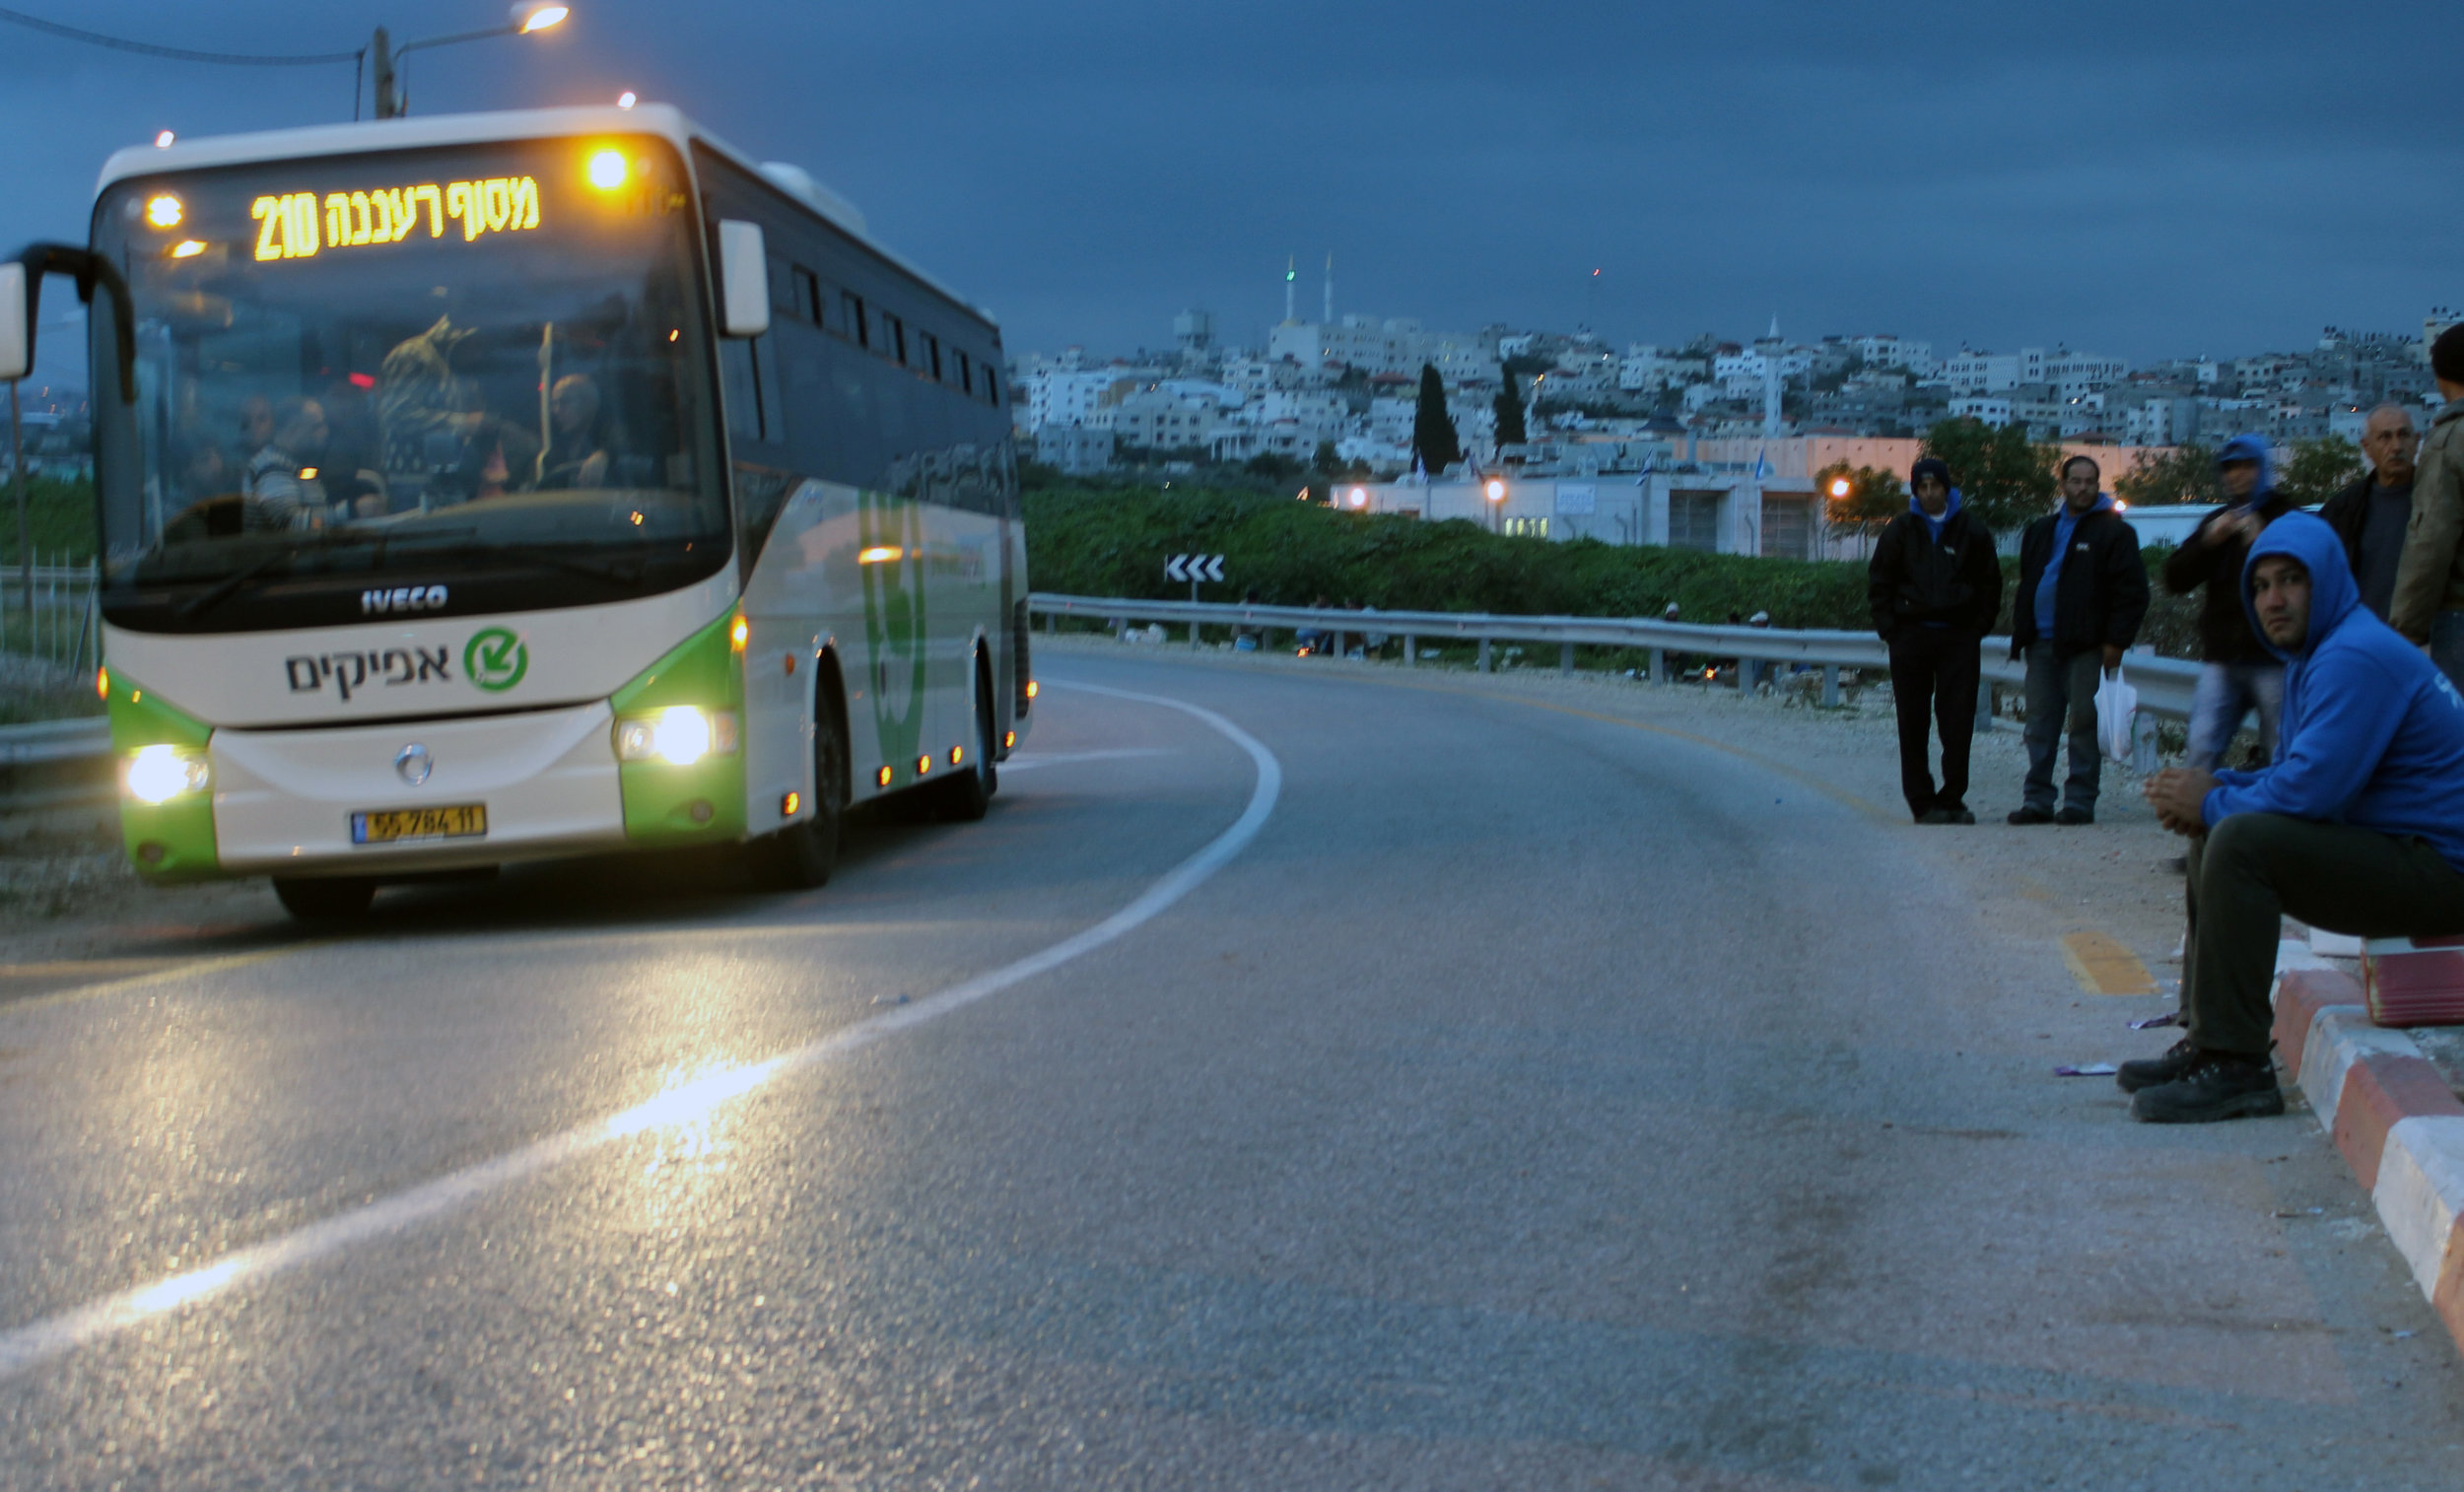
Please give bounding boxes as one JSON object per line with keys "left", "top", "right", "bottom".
{"left": 1283, "top": 255, "right": 1296, "bottom": 325}
{"left": 1323, "top": 253, "right": 1334, "bottom": 325}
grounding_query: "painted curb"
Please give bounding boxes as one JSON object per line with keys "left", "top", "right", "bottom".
{"left": 2273, "top": 968, "right": 2464, "bottom": 1354}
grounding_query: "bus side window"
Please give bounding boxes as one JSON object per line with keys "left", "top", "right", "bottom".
{"left": 766, "top": 255, "right": 796, "bottom": 318}
{"left": 841, "top": 291, "right": 867, "bottom": 349}
{"left": 793, "top": 266, "right": 822, "bottom": 327}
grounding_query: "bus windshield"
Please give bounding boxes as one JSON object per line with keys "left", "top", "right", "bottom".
{"left": 91, "top": 135, "right": 727, "bottom": 634}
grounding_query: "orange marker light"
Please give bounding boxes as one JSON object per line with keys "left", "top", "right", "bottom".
{"left": 1003, "top": 730, "right": 1016, "bottom": 749}
{"left": 876, "top": 766, "right": 893, "bottom": 787}
{"left": 950, "top": 746, "right": 963, "bottom": 766}
{"left": 783, "top": 790, "right": 800, "bottom": 816}
{"left": 96, "top": 665, "right": 109, "bottom": 701}
{"left": 729, "top": 616, "right": 749, "bottom": 650}
{"left": 1024, "top": 680, "right": 1039, "bottom": 700}
{"left": 917, "top": 755, "right": 932, "bottom": 776}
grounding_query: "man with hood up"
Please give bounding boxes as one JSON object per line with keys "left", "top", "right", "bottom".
{"left": 2134, "top": 513, "right": 2464, "bottom": 1122}
{"left": 2163, "top": 435, "right": 2294, "bottom": 770}
{"left": 2008, "top": 454, "right": 2148, "bottom": 825}
{"left": 1867, "top": 457, "right": 2002, "bottom": 823}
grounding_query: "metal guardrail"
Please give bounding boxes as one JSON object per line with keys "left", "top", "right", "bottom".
{"left": 0, "top": 716, "right": 107, "bottom": 766}
{"left": 1027, "top": 590, "right": 2204, "bottom": 721}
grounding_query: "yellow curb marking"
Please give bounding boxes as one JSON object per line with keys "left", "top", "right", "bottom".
{"left": 2062, "top": 930, "right": 2155, "bottom": 995}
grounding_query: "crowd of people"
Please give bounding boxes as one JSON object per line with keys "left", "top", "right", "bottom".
{"left": 1870, "top": 324, "right": 2464, "bottom": 1123}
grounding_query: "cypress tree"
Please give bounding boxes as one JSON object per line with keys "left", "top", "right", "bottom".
{"left": 1491, "top": 367, "right": 1528, "bottom": 448}
{"left": 1409, "top": 363, "right": 1463, "bottom": 474}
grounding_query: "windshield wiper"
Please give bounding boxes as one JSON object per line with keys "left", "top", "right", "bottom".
{"left": 432, "top": 542, "right": 650, "bottom": 587}
{"left": 173, "top": 549, "right": 296, "bottom": 621}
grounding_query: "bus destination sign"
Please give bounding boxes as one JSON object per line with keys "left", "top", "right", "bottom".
{"left": 251, "top": 176, "right": 544, "bottom": 262}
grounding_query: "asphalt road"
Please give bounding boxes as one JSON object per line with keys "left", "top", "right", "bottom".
{"left": 3, "top": 650, "right": 2462, "bottom": 1489}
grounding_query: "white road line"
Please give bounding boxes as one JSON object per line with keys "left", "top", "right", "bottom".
{"left": 997, "top": 747, "right": 1173, "bottom": 773}
{"left": 0, "top": 677, "right": 1278, "bottom": 1383}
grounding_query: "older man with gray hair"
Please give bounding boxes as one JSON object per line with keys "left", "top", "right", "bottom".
{"left": 2320, "top": 403, "right": 2420, "bottom": 621}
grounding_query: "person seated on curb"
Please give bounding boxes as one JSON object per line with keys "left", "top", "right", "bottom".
{"left": 2134, "top": 512, "right": 2464, "bottom": 1122}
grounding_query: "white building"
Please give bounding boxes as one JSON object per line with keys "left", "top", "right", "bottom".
{"left": 1266, "top": 314, "right": 1500, "bottom": 383}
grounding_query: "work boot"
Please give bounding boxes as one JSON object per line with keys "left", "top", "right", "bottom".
{"left": 2130, "top": 1052, "right": 2285, "bottom": 1123}
{"left": 2114, "top": 1037, "right": 2199, "bottom": 1094}
{"left": 2054, "top": 806, "right": 2095, "bottom": 825}
{"left": 2008, "top": 806, "right": 2054, "bottom": 825}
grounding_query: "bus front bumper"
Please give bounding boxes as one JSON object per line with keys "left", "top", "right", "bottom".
{"left": 205, "top": 702, "right": 628, "bottom": 877}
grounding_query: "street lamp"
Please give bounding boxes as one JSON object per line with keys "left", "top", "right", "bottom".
{"left": 372, "top": 3, "right": 569, "bottom": 119}
{"left": 1484, "top": 477, "right": 1506, "bottom": 534}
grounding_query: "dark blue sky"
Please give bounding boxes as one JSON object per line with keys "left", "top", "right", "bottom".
{"left": 5, "top": 0, "right": 2459, "bottom": 382}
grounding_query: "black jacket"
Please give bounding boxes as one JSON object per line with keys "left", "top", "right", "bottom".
{"left": 2318, "top": 471, "right": 2375, "bottom": 564}
{"left": 2161, "top": 492, "right": 2295, "bottom": 663}
{"left": 2009, "top": 505, "right": 2150, "bottom": 659}
{"left": 1868, "top": 507, "right": 2002, "bottom": 641}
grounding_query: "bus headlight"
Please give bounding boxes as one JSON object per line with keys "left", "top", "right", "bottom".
{"left": 126, "top": 744, "right": 210, "bottom": 804}
{"left": 615, "top": 707, "right": 738, "bottom": 766}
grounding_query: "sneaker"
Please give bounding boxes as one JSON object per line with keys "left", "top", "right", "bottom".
{"left": 2114, "top": 1037, "right": 2198, "bottom": 1094}
{"left": 2130, "top": 1052, "right": 2285, "bottom": 1123}
{"left": 2008, "top": 806, "right": 2054, "bottom": 825}
{"left": 2054, "top": 806, "right": 2095, "bottom": 825}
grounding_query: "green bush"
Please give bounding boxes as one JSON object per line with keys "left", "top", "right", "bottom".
{"left": 1024, "top": 482, "right": 2203, "bottom": 656}
{"left": 0, "top": 476, "right": 99, "bottom": 566}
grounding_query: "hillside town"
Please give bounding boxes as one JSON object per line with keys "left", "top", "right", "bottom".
{"left": 1006, "top": 258, "right": 2451, "bottom": 489}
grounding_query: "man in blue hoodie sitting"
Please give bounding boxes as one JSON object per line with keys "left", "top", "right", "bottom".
{"left": 2133, "top": 512, "right": 2464, "bottom": 1122}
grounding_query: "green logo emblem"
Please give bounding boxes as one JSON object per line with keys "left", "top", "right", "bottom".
{"left": 464, "top": 627, "right": 529, "bottom": 692}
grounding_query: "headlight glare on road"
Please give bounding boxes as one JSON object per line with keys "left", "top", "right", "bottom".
{"left": 126, "top": 744, "right": 209, "bottom": 804}
{"left": 615, "top": 707, "right": 737, "bottom": 766}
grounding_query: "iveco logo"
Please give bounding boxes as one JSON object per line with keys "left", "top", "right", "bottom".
{"left": 394, "top": 743, "right": 434, "bottom": 786}
{"left": 363, "top": 584, "right": 448, "bottom": 616}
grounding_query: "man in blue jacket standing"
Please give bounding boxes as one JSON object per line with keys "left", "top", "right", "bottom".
{"left": 2134, "top": 512, "right": 2464, "bottom": 1122}
{"left": 2008, "top": 456, "right": 2149, "bottom": 825}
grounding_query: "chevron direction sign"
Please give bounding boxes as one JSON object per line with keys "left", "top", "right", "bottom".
{"left": 1165, "top": 553, "right": 1226, "bottom": 583}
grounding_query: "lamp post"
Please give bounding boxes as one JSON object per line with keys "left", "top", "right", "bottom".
{"left": 372, "top": 3, "right": 569, "bottom": 119}
{"left": 1484, "top": 477, "right": 1506, "bottom": 535}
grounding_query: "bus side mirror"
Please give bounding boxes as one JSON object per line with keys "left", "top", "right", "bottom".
{"left": 716, "top": 220, "right": 769, "bottom": 339}
{"left": 0, "top": 263, "right": 29, "bottom": 381}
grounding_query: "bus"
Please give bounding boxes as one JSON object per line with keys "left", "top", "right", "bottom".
{"left": 0, "top": 104, "right": 1032, "bottom": 919}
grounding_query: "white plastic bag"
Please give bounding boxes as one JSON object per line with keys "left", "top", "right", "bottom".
{"left": 2095, "top": 665, "right": 2139, "bottom": 764}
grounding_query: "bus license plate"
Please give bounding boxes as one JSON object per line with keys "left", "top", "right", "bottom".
{"left": 351, "top": 804, "right": 487, "bottom": 846}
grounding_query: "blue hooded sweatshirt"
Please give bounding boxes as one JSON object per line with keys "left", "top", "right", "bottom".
{"left": 2214, "top": 432, "right": 2274, "bottom": 506}
{"left": 2202, "top": 511, "right": 2464, "bottom": 872}
{"left": 1909, "top": 485, "right": 1962, "bottom": 544}
{"left": 2034, "top": 492, "right": 2116, "bottom": 637}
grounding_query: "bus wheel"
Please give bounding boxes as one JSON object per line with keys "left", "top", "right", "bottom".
{"left": 273, "top": 876, "right": 376, "bottom": 921}
{"left": 934, "top": 660, "right": 999, "bottom": 823}
{"left": 757, "top": 686, "right": 847, "bottom": 890}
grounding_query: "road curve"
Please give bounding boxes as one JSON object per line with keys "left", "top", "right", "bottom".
{"left": 2, "top": 650, "right": 2460, "bottom": 1489}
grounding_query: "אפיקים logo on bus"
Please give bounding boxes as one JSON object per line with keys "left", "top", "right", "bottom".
{"left": 463, "top": 627, "right": 529, "bottom": 692}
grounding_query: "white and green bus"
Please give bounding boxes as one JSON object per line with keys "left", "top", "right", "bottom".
{"left": 0, "top": 104, "right": 1033, "bottom": 918}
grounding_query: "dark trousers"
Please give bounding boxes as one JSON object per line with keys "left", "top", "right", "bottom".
{"left": 2020, "top": 644, "right": 2102, "bottom": 814}
{"left": 2183, "top": 813, "right": 2464, "bottom": 1055}
{"left": 1886, "top": 628, "right": 1980, "bottom": 818}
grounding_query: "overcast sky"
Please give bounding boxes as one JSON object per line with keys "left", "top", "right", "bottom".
{"left": 5, "top": 0, "right": 2460, "bottom": 384}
